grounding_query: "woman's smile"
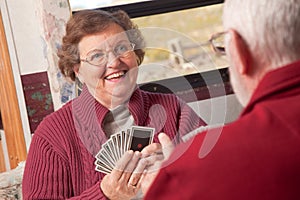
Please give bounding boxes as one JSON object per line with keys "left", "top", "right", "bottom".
{"left": 104, "top": 70, "right": 128, "bottom": 81}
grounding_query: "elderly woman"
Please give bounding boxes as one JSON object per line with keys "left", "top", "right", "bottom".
{"left": 22, "top": 9, "right": 206, "bottom": 199}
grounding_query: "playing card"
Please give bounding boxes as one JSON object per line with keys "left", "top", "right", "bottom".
{"left": 97, "top": 149, "right": 115, "bottom": 168}
{"left": 116, "top": 133, "right": 122, "bottom": 160}
{"left": 111, "top": 134, "right": 120, "bottom": 160}
{"left": 107, "top": 137, "right": 118, "bottom": 163}
{"left": 125, "top": 129, "right": 131, "bottom": 152}
{"left": 120, "top": 130, "right": 126, "bottom": 155}
{"left": 95, "top": 158, "right": 112, "bottom": 171}
{"left": 95, "top": 126, "right": 155, "bottom": 174}
{"left": 101, "top": 143, "right": 117, "bottom": 164}
{"left": 128, "top": 126, "right": 155, "bottom": 152}
{"left": 95, "top": 165, "right": 111, "bottom": 174}
{"left": 95, "top": 150, "right": 114, "bottom": 174}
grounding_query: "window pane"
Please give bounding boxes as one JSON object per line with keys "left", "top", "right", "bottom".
{"left": 133, "top": 4, "right": 227, "bottom": 84}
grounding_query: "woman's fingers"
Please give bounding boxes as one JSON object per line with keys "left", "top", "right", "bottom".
{"left": 128, "top": 157, "right": 148, "bottom": 187}
{"left": 119, "top": 151, "right": 141, "bottom": 183}
{"left": 158, "top": 132, "right": 174, "bottom": 159}
{"left": 129, "top": 151, "right": 164, "bottom": 189}
{"left": 111, "top": 150, "right": 134, "bottom": 180}
{"left": 138, "top": 161, "right": 162, "bottom": 195}
{"left": 141, "top": 143, "right": 162, "bottom": 156}
{"left": 124, "top": 151, "right": 142, "bottom": 173}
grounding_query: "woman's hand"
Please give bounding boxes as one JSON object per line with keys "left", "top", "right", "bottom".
{"left": 100, "top": 150, "right": 147, "bottom": 200}
{"left": 140, "top": 133, "right": 174, "bottom": 195}
{"left": 100, "top": 133, "right": 174, "bottom": 199}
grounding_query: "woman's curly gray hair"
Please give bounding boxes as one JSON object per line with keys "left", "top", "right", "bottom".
{"left": 57, "top": 9, "right": 145, "bottom": 81}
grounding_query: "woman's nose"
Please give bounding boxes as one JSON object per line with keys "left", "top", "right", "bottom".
{"left": 106, "top": 51, "right": 120, "bottom": 68}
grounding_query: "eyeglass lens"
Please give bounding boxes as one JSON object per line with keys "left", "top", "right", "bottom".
{"left": 84, "top": 42, "right": 135, "bottom": 66}
{"left": 211, "top": 33, "right": 226, "bottom": 55}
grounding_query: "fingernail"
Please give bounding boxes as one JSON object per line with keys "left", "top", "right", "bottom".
{"left": 134, "top": 151, "right": 141, "bottom": 156}
{"left": 128, "top": 150, "right": 134, "bottom": 154}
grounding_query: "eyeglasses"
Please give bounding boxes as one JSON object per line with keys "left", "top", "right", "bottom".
{"left": 80, "top": 42, "right": 135, "bottom": 66}
{"left": 209, "top": 31, "right": 227, "bottom": 55}
{"left": 201, "top": 31, "right": 227, "bottom": 55}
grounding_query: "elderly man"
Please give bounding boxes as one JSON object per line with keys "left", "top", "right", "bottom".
{"left": 142, "top": 0, "right": 300, "bottom": 199}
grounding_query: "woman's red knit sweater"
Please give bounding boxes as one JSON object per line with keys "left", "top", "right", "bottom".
{"left": 22, "top": 86, "right": 206, "bottom": 199}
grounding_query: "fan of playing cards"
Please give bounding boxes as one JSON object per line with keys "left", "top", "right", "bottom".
{"left": 95, "top": 126, "right": 155, "bottom": 174}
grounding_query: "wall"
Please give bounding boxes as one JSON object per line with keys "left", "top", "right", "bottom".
{"left": 1, "top": 0, "right": 72, "bottom": 132}
{"left": 0, "top": 0, "right": 71, "bottom": 169}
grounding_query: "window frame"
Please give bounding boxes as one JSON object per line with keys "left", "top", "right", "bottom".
{"left": 77, "top": 0, "right": 225, "bottom": 18}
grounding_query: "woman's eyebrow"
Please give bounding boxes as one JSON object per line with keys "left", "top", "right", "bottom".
{"left": 85, "top": 39, "right": 130, "bottom": 55}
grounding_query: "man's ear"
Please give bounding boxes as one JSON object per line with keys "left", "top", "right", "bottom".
{"left": 227, "top": 29, "right": 252, "bottom": 75}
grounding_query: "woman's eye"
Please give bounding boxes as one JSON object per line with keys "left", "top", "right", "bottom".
{"left": 115, "top": 44, "right": 129, "bottom": 54}
{"left": 90, "top": 52, "right": 104, "bottom": 61}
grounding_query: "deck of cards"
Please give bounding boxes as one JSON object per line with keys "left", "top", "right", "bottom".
{"left": 95, "top": 125, "right": 155, "bottom": 174}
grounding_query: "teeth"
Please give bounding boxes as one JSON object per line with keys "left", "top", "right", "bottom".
{"left": 106, "top": 71, "right": 125, "bottom": 80}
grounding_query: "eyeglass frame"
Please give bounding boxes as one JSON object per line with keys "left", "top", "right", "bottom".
{"left": 200, "top": 31, "right": 227, "bottom": 56}
{"left": 209, "top": 31, "right": 227, "bottom": 55}
{"left": 80, "top": 42, "right": 136, "bottom": 67}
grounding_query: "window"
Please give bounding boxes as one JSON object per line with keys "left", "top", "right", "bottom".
{"left": 132, "top": 4, "right": 226, "bottom": 83}
{"left": 70, "top": 0, "right": 231, "bottom": 102}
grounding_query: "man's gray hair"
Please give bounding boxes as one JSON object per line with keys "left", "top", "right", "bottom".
{"left": 223, "top": 0, "right": 300, "bottom": 68}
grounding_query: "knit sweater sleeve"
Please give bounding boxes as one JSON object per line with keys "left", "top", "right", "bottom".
{"left": 177, "top": 97, "right": 207, "bottom": 140}
{"left": 22, "top": 134, "right": 107, "bottom": 200}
